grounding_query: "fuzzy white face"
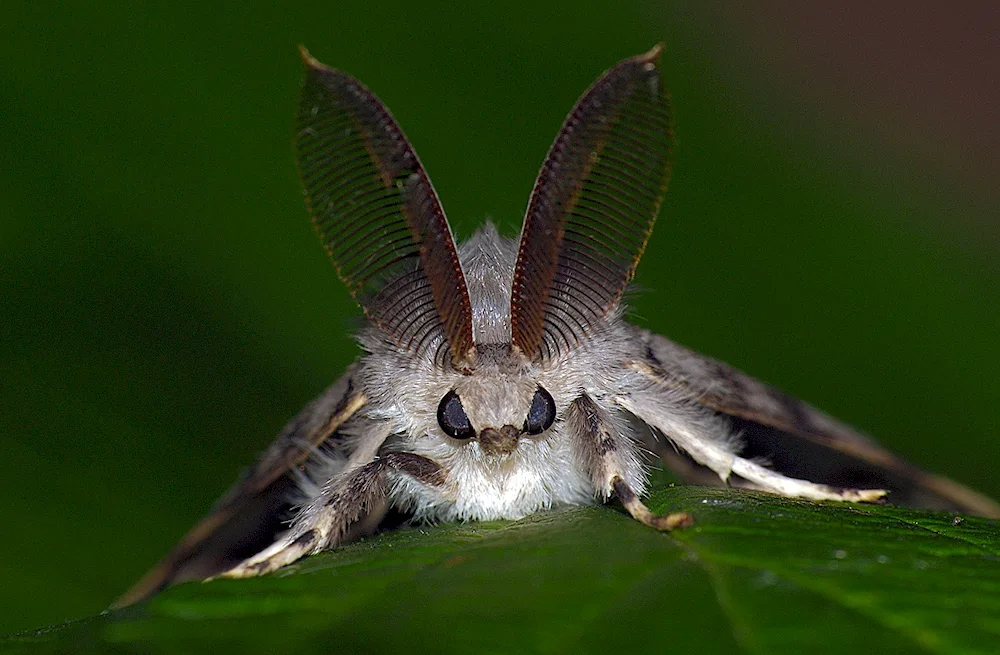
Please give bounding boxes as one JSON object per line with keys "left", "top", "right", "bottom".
{"left": 360, "top": 349, "right": 612, "bottom": 523}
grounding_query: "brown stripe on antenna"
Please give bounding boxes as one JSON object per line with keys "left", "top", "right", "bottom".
{"left": 510, "top": 45, "right": 674, "bottom": 362}
{"left": 296, "top": 47, "right": 474, "bottom": 368}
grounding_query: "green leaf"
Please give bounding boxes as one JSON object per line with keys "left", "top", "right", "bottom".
{"left": 7, "top": 480, "right": 1000, "bottom": 654}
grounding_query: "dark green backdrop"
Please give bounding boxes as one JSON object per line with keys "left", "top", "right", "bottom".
{"left": 3, "top": 1, "right": 997, "bottom": 636}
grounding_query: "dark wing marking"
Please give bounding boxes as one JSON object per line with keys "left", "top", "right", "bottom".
{"left": 510, "top": 44, "right": 673, "bottom": 362}
{"left": 114, "top": 367, "right": 366, "bottom": 607}
{"left": 297, "top": 47, "right": 474, "bottom": 369}
{"left": 633, "top": 326, "right": 1000, "bottom": 517}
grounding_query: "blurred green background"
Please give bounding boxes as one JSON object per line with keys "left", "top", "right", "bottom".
{"left": 2, "top": 1, "right": 997, "bottom": 636}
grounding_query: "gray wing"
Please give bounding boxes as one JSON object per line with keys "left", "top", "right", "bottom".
{"left": 631, "top": 326, "right": 1000, "bottom": 517}
{"left": 115, "top": 365, "right": 366, "bottom": 606}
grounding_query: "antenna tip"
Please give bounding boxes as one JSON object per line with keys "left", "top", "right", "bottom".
{"left": 641, "top": 43, "right": 664, "bottom": 63}
{"left": 298, "top": 44, "right": 320, "bottom": 68}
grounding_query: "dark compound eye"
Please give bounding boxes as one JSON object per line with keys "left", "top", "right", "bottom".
{"left": 437, "top": 390, "right": 475, "bottom": 440}
{"left": 523, "top": 386, "right": 556, "bottom": 435}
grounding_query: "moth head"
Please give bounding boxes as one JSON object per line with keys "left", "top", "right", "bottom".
{"left": 435, "top": 370, "right": 557, "bottom": 456}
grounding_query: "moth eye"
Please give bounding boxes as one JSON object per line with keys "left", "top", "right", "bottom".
{"left": 437, "top": 390, "right": 476, "bottom": 440}
{"left": 523, "top": 387, "right": 556, "bottom": 435}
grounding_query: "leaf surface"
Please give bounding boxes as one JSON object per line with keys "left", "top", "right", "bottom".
{"left": 7, "top": 479, "right": 1000, "bottom": 654}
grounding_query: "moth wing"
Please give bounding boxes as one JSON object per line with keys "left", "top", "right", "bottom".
{"left": 115, "top": 366, "right": 366, "bottom": 607}
{"left": 631, "top": 326, "right": 1000, "bottom": 517}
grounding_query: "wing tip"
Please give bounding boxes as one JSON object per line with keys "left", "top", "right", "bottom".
{"left": 111, "top": 567, "right": 169, "bottom": 609}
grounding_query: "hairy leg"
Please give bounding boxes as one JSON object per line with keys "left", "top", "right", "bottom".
{"left": 222, "top": 452, "right": 445, "bottom": 578}
{"left": 567, "top": 393, "right": 693, "bottom": 531}
{"left": 618, "top": 392, "right": 886, "bottom": 503}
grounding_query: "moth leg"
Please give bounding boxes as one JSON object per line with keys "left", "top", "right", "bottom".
{"left": 567, "top": 394, "right": 693, "bottom": 531}
{"left": 221, "top": 452, "right": 445, "bottom": 578}
{"left": 611, "top": 477, "right": 693, "bottom": 530}
{"left": 618, "top": 394, "right": 887, "bottom": 504}
{"left": 728, "top": 458, "right": 887, "bottom": 503}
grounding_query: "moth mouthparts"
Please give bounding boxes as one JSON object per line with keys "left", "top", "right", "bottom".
{"left": 478, "top": 426, "right": 521, "bottom": 455}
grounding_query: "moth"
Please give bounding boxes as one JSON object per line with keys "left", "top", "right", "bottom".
{"left": 117, "top": 45, "right": 1000, "bottom": 606}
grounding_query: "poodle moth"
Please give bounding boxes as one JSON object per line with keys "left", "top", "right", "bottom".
{"left": 117, "top": 45, "right": 1000, "bottom": 606}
